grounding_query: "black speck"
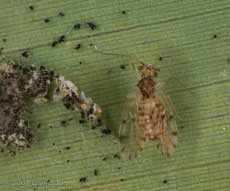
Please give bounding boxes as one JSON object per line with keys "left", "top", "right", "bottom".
{"left": 9, "top": 150, "right": 16, "bottom": 157}
{"left": 79, "top": 177, "right": 87, "bottom": 183}
{"left": 40, "top": 65, "right": 45, "bottom": 70}
{"left": 66, "top": 159, "right": 70, "bottom": 163}
{"left": 180, "top": 125, "right": 184, "bottom": 129}
{"left": 120, "top": 178, "right": 125, "bottom": 182}
{"left": 2, "top": 38, "right": 7, "bottom": 42}
{"left": 172, "top": 131, "right": 177, "bottom": 136}
{"left": 29, "top": 5, "right": 34, "bottom": 10}
{"left": 102, "top": 157, "right": 107, "bottom": 161}
{"left": 64, "top": 102, "right": 72, "bottom": 109}
{"left": 58, "top": 35, "right": 65, "bottom": 43}
{"left": 74, "top": 23, "right": 81, "bottom": 29}
{"left": 163, "top": 179, "right": 168, "bottom": 184}
{"left": 96, "top": 118, "right": 102, "bottom": 126}
{"left": 60, "top": 120, "right": 66, "bottom": 126}
{"left": 0, "top": 148, "right": 4, "bottom": 153}
{"left": 89, "top": 43, "right": 93, "bottom": 46}
{"left": 44, "top": 18, "right": 50, "bottom": 23}
{"left": 37, "top": 123, "right": 42, "bottom": 129}
{"left": 120, "top": 64, "right": 126, "bottom": 70}
{"left": 121, "top": 10, "right": 126, "bottom": 14}
{"left": 47, "top": 179, "right": 50, "bottom": 183}
{"left": 49, "top": 125, "right": 53, "bottom": 129}
{"left": 59, "top": 12, "right": 65, "bottom": 17}
{"left": 0, "top": 47, "right": 3, "bottom": 54}
{"left": 91, "top": 125, "right": 96, "bottom": 130}
{"left": 52, "top": 142, "right": 55, "bottom": 146}
{"left": 65, "top": 146, "right": 71, "bottom": 150}
{"left": 75, "top": 43, "right": 81, "bottom": 50}
{"left": 158, "top": 56, "right": 163, "bottom": 61}
{"left": 227, "top": 58, "right": 230, "bottom": 64}
{"left": 101, "top": 128, "right": 111, "bottom": 135}
{"left": 94, "top": 169, "right": 98, "bottom": 176}
{"left": 213, "top": 34, "right": 217, "bottom": 38}
{"left": 113, "top": 154, "right": 121, "bottom": 159}
{"left": 79, "top": 119, "right": 85, "bottom": 124}
{"left": 86, "top": 22, "right": 97, "bottom": 30}
{"left": 68, "top": 117, "right": 73, "bottom": 121}
{"left": 51, "top": 41, "right": 58, "bottom": 47}
{"left": 24, "top": 120, "right": 29, "bottom": 127}
{"left": 79, "top": 61, "right": 82, "bottom": 65}
{"left": 49, "top": 71, "right": 54, "bottom": 76}
{"left": 22, "top": 51, "right": 29, "bottom": 58}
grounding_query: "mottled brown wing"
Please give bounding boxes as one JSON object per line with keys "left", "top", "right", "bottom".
{"left": 154, "top": 92, "right": 177, "bottom": 156}
{"left": 118, "top": 93, "right": 141, "bottom": 159}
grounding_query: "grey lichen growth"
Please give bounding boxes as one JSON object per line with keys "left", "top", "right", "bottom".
{"left": 0, "top": 61, "right": 102, "bottom": 149}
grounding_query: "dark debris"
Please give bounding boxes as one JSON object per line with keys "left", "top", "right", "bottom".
{"left": 120, "top": 64, "right": 126, "bottom": 70}
{"left": 101, "top": 128, "right": 111, "bottom": 135}
{"left": 94, "top": 169, "right": 98, "bottom": 176}
{"left": 75, "top": 44, "right": 81, "bottom": 50}
{"left": 74, "top": 23, "right": 81, "bottom": 29}
{"left": 163, "top": 179, "right": 168, "bottom": 184}
{"left": 44, "top": 18, "right": 50, "bottom": 23}
{"left": 22, "top": 51, "right": 29, "bottom": 58}
{"left": 86, "top": 22, "right": 97, "bottom": 30}
{"left": 29, "top": 5, "right": 34, "bottom": 11}
{"left": 79, "top": 177, "right": 87, "bottom": 183}
{"left": 59, "top": 12, "right": 65, "bottom": 17}
{"left": 65, "top": 146, "right": 71, "bottom": 150}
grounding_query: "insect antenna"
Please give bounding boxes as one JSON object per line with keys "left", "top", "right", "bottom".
{"left": 93, "top": 45, "right": 144, "bottom": 75}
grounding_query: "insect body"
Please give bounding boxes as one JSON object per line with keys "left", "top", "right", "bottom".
{"left": 119, "top": 63, "right": 177, "bottom": 157}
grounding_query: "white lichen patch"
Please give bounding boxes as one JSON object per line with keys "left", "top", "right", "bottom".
{"left": 0, "top": 61, "right": 103, "bottom": 150}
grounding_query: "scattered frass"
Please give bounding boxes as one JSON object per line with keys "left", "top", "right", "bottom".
{"left": 37, "top": 123, "right": 42, "bottom": 129}
{"left": 101, "top": 128, "right": 111, "bottom": 135}
{"left": 44, "top": 18, "right": 50, "bottom": 23}
{"left": 65, "top": 146, "right": 71, "bottom": 150}
{"left": 58, "top": 35, "right": 65, "bottom": 43}
{"left": 29, "top": 5, "right": 34, "bottom": 11}
{"left": 22, "top": 51, "right": 29, "bottom": 58}
{"left": 79, "top": 177, "right": 87, "bottom": 183}
{"left": 86, "top": 22, "right": 97, "bottom": 30}
{"left": 120, "top": 64, "right": 126, "bottom": 70}
{"left": 74, "top": 23, "right": 81, "bottom": 29}
{"left": 163, "top": 179, "right": 168, "bottom": 184}
{"left": 60, "top": 120, "right": 67, "bottom": 126}
{"left": 75, "top": 44, "right": 81, "bottom": 50}
{"left": 51, "top": 41, "right": 58, "bottom": 47}
{"left": 58, "top": 12, "right": 65, "bottom": 17}
{"left": 94, "top": 169, "right": 98, "bottom": 176}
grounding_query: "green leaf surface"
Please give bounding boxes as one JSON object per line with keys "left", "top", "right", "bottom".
{"left": 0, "top": 0, "right": 229, "bottom": 190}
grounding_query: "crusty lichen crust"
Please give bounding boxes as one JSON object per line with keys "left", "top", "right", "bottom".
{"left": 0, "top": 61, "right": 102, "bottom": 149}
